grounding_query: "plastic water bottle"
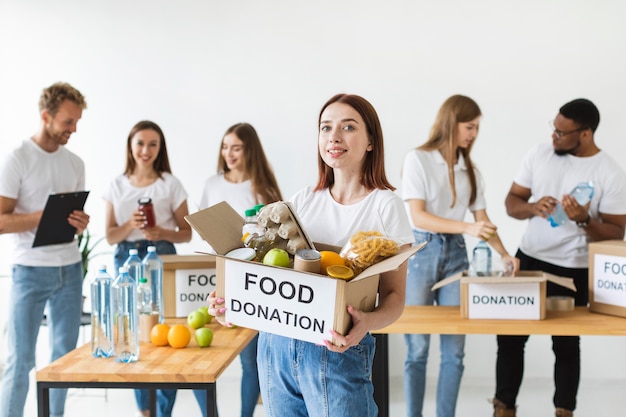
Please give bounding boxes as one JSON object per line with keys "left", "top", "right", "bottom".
{"left": 90, "top": 265, "right": 114, "bottom": 358}
{"left": 137, "top": 277, "right": 152, "bottom": 314}
{"left": 242, "top": 208, "right": 258, "bottom": 236}
{"left": 548, "top": 182, "right": 595, "bottom": 227}
{"left": 112, "top": 266, "right": 140, "bottom": 363}
{"left": 469, "top": 241, "right": 492, "bottom": 277}
{"left": 142, "top": 246, "right": 164, "bottom": 323}
{"left": 124, "top": 248, "right": 143, "bottom": 283}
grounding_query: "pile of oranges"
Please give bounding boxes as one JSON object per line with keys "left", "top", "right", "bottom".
{"left": 150, "top": 323, "right": 191, "bottom": 348}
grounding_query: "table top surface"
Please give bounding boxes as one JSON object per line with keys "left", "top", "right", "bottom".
{"left": 375, "top": 306, "right": 626, "bottom": 336}
{"left": 36, "top": 323, "right": 257, "bottom": 384}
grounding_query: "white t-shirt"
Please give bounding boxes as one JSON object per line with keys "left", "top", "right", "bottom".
{"left": 0, "top": 139, "right": 85, "bottom": 266}
{"left": 515, "top": 142, "right": 626, "bottom": 268}
{"left": 103, "top": 172, "right": 188, "bottom": 242}
{"left": 401, "top": 149, "right": 486, "bottom": 230}
{"left": 199, "top": 174, "right": 256, "bottom": 217}
{"left": 290, "top": 186, "right": 414, "bottom": 248}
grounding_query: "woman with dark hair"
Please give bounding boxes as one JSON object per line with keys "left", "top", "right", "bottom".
{"left": 103, "top": 120, "right": 192, "bottom": 417}
{"left": 401, "top": 95, "right": 518, "bottom": 417}
{"left": 197, "top": 122, "right": 282, "bottom": 417}
{"left": 209, "top": 93, "right": 414, "bottom": 416}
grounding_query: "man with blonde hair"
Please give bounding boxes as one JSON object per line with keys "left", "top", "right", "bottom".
{"left": 0, "top": 82, "right": 90, "bottom": 417}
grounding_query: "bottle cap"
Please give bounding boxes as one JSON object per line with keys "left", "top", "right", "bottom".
{"left": 139, "top": 277, "right": 148, "bottom": 283}
{"left": 119, "top": 266, "right": 129, "bottom": 273}
{"left": 147, "top": 246, "right": 156, "bottom": 252}
{"left": 244, "top": 208, "right": 257, "bottom": 217}
{"left": 129, "top": 248, "right": 138, "bottom": 255}
{"left": 242, "top": 232, "right": 252, "bottom": 244}
{"left": 326, "top": 265, "right": 355, "bottom": 280}
{"left": 254, "top": 204, "right": 265, "bottom": 213}
{"left": 138, "top": 197, "right": 152, "bottom": 204}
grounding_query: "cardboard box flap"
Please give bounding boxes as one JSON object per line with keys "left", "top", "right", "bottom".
{"left": 185, "top": 201, "right": 244, "bottom": 255}
{"left": 544, "top": 272, "right": 577, "bottom": 292}
{"left": 431, "top": 271, "right": 462, "bottom": 290}
{"left": 353, "top": 242, "right": 426, "bottom": 281}
{"left": 432, "top": 270, "right": 577, "bottom": 291}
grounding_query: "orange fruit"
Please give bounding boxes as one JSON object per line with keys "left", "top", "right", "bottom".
{"left": 150, "top": 323, "right": 171, "bottom": 346}
{"left": 167, "top": 324, "right": 191, "bottom": 348}
{"left": 319, "top": 250, "right": 345, "bottom": 275}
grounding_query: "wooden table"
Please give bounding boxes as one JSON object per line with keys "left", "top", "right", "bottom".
{"left": 36, "top": 323, "right": 256, "bottom": 417}
{"left": 371, "top": 306, "right": 626, "bottom": 417}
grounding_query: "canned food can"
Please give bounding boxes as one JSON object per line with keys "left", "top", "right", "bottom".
{"left": 294, "top": 249, "right": 321, "bottom": 274}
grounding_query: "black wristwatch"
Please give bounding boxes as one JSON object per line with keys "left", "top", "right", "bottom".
{"left": 576, "top": 214, "right": 591, "bottom": 228}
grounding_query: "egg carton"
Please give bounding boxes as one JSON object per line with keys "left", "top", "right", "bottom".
{"left": 257, "top": 201, "right": 315, "bottom": 255}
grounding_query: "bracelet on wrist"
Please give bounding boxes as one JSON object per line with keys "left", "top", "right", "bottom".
{"left": 576, "top": 214, "right": 591, "bottom": 228}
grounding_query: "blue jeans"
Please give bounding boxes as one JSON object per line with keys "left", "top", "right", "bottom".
{"left": 114, "top": 240, "right": 189, "bottom": 417}
{"left": 0, "top": 262, "right": 83, "bottom": 417}
{"left": 258, "top": 332, "right": 377, "bottom": 417}
{"left": 404, "top": 231, "right": 468, "bottom": 417}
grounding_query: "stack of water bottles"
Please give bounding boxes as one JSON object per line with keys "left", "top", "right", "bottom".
{"left": 89, "top": 246, "right": 164, "bottom": 363}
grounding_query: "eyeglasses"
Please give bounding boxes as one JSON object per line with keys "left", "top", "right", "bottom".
{"left": 549, "top": 121, "right": 588, "bottom": 139}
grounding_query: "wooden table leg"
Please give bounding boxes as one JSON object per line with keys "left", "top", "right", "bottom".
{"left": 373, "top": 333, "right": 389, "bottom": 417}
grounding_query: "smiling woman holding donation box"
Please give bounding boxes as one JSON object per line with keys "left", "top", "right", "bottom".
{"left": 208, "top": 93, "right": 414, "bottom": 417}
{"left": 103, "top": 120, "right": 192, "bottom": 417}
{"left": 197, "top": 122, "right": 283, "bottom": 417}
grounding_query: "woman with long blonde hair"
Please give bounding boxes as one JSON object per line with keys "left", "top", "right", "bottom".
{"left": 401, "top": 95, "right": 519, "bottom": 417}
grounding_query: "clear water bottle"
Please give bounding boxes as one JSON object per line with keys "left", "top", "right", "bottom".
{"left": 112, "top": 266, "right": 140, "bottom": 363}
{"left": 548, "top": 182, "right": 595, "bottom": 227}
{"left": 137, "top": 277, "right": 152, "bottom": 314}
{"left": 90, "top": 265, "right": 114, "bottom": 358}
{"left": 124, "top": 248, "right": 143, "bottom": 283}
{"left": 142, "top": 246, "right": 164, "bottom": 323}
{"left": 469, "top": 240, "right": 492, "bottom": 277}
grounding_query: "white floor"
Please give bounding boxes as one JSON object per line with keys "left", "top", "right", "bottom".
{"left": 8, "top": 371, "right": 626, "bottom": 417}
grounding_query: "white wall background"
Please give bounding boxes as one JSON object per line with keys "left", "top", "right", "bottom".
{"left": 1, "top": 0, "right": 626, "bottom": 384}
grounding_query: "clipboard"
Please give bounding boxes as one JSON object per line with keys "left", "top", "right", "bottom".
{"left": 32, "top": 191, "right": 90, "bottom": 248}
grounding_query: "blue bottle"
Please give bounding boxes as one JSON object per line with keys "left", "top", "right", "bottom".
{"left": 90, "top": 265, "right": 114, "bottom": 358}
{"left": 548, "top": 182, "right": 595, "bottom": 227}
{"left": 469, "top": 241, "right": 492, "bottom": 277}
{"left": 142, "top": 246, "right": 164, "bottom": 323}
{"left": 112, "top": 266, "right": 140, "bottom": 363}
{"left": 124, "top": 248, "right": 143, "bottom": 283}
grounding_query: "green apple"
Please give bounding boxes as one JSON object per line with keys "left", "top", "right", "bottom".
{"left": 198, "top": 306, "right": 213, "bottom": 323}
{"left": 187, "top": 310, "right": 208, "bottom": 329}
{"left": 195, "top": 327, "right": 214, "bottom": 347}
{"left": 263, "top": 248, "right": 291, "bottom": 267}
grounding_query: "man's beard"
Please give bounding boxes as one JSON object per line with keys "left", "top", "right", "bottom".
{"left": 554, "top": 140, "right": 580, "bottom": 156}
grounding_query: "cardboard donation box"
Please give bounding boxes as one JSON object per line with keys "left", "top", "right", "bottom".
{"left": 432, "top": 271, "right": 576, "bottom": 320}
{"left": 160, "top": 254, "right": 217, "bottom": 318}
{"left": 589, "top": 240, "right": 626, "bottom": 318}
{"left": 185, "top": 201, "right": 423, "bottom": 345}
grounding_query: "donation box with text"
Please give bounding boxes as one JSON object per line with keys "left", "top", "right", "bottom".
{"left": 185, "top": 201, "right": 423, "bottom": 345}
{"left": 161, "top": 254, "right": 217, "bottom": 318}
{"left": 432, "top": 271, "right": 576, "bottom": 320}
{"left": 589, "top": 240, "right": 626, "bottom": 318}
